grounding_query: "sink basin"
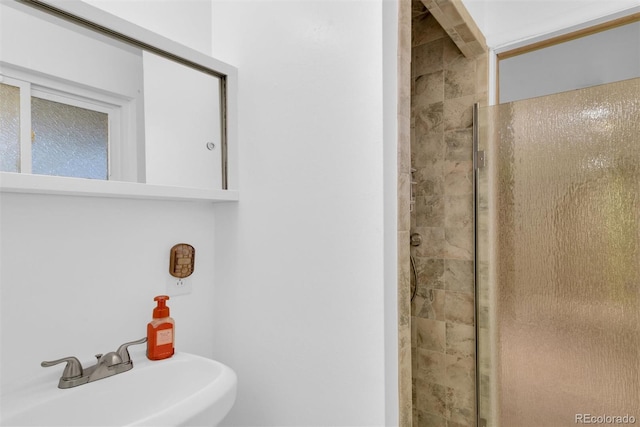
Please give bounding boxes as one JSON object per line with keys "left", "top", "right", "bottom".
{"left": 1, "top": 350, "right": 237, "bottom": 426}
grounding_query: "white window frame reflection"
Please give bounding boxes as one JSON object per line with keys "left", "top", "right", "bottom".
{"left": 1, "top": 71, "right": 129, "bottom": 180}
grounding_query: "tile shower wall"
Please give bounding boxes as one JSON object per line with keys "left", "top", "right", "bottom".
{"left": 398, "top": 0, "right": 414, "bottom": 425}
{"left": 410, "top": 1, "right": 487, "bottom": 426}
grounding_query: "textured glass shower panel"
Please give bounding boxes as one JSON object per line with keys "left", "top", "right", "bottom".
{"left": 477, "top": 77, "right": 640, "bottom": 427}
{"left": 0, "top": 82, "right": 20, "bottom": 172}
{"left": 31, "top": 97, "right": 108, "bottom": 179}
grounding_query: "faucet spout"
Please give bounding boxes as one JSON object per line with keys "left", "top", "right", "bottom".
{"left": 86, "top": 351, "right": 124, "bottom": 382}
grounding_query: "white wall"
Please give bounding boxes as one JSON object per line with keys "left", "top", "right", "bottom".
{"left": 0, "top": 195, "right": 219, "bottom": 387}
{"left": 210, "top": 0, "right": 395, "bottom": 425}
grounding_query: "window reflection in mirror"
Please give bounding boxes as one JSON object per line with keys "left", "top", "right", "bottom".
{"left": 1, "top": 79, "right": 115, "bottom": 180}
{"left": 31, "top": 96, "right": 109, "bottom": 180}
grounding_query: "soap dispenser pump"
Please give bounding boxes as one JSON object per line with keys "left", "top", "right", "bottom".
{"left": 147, "top": 295, "right": 175, "bottom": 360}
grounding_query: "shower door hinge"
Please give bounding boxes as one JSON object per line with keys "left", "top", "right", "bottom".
{"left": 475, "top": 150, "right": 486, "bottom": 169}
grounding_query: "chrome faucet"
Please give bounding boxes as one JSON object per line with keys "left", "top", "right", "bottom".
{"left": 41, "top": 337, "right": 147, "bottom": 389}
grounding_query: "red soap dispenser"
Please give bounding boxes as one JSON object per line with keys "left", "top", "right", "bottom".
{"left": 147, "top": 295, "right": 175, "bottom": 360}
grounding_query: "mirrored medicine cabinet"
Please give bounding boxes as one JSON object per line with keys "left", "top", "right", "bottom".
{"left": 0, "top": 0, "right": 237, "bottom": 201}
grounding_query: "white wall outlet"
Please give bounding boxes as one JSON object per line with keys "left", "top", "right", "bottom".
{"left": 166, "top": 276, "right": 192, "bottom": 296}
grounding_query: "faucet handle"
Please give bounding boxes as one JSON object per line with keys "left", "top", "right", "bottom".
{"left": 41, "top": 356, "right": 83, "bottom": 379}
{"left": 116, "top": 337, "right": 147, "bottom": 364}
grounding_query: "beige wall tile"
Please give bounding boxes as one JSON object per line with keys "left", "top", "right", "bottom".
{"left": 413, "top": 227, "right": 446, "bottom": 258}
{"left": 412, "top": 315, "right": 418, "bottom": 348}
{"left": 416, "top": 379, "right": 447, "bottom": 418}
{"left": 412, "top": 288, "right": 446, "bottom": 319}
{"left": 448, "top": 420, "right": 475, "bottom": 427}
{"left": 399, "top": 0, "right": 413, "bottom": 58}
{"left": 444, "top": 95, "right": 474, "bottom": 130}
{"left": 444, "top": 259, "right": 474, "bottom": 294}
{"left": 400, "top": 318, "right": 413, "bottom": 351}
{"left": 454, "top": 24, "right": 476, "bottom": 44}
{"left": 416, "top": 317, "right": 446, "bottom": 352}
{"left": 399, "top": 61, "right": 413, "bottom": 119}
{"left": 414, "top": 166, "right": 445, "bottom": 198}
{"left": 446, "top": 354, "right": 475, "bottom": 392}
{"left": 414, "top": 71, "right": 445, "bottom": 109}
{"left": 446, "top": 322, "right": 475, "bottom": 357}
{"left": 413, "top": 0, "right": 428, "bottom": 17}
{"left": 413, "top": 12, "right": 447, "bottom": 46}
{"left": 444, "top": 160, "right": 473, "bottom": 195}
{"left": 467, "top": 40, "right": 485, "bottom": 57}
{"left": 412, "top": 39, "right": 444, "bottom": 77}
{"left": 413, "top": 127, "right": 444, "bottom": 169}
{"left": 414, "top": 257, "right": 445, "bottom": 290}
{"left": 444, "top": 193, "right": 473, "bottom": 229}
{"left": 399, "top": 174, "right": 412, "bottom": 230}
{"left": 421, "top": 0, "right": 438, "bottom": 11}
{"left": 416, "top": 410, "right": 447, "bottom": 427}
{"left": 415, "top": 195, "right": 445, "bottom": 227}
{"left": 475, "top": 53, "right": 488, "bottom": 91}
{"left": 399, "top": 115, "right": 412, "bottom": 173}
{"left": 444, "top": 225, "right": 473, "bottom": 260}
{"left": 399, "top": 344, "right": 414, "bottom": 426}
{"left": 415, "top": 101, "right": 444, "bottom": 132}
{"left": 416, "top": 348, "right": 448, "bottom": 385}
{"left": 444, "top": 291, "right": 475, "bottom": 325}
{"left": 445, "top": 128, "right": 473, "bottom": 161}
{"left": 443, "top": 36, "right": 464, "bottom": 67}
{"left": 446, "top": 386, "right": 475, "bottom": 426}
{"left": 399, "top": 231, "right": 412, "bottom": 294}
{"left": 438, "top": 2, "right": 464, "bottom": 27}
{"left": 445, "top": 62, "right": 476, "bottom": 100}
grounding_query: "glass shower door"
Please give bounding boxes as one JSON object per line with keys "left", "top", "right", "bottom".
{"left": 476, "top": 77, "right": 640, "bottom": 427}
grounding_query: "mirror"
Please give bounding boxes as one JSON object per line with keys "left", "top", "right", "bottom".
{"left": 0, "top": 0, "right": 233, "bottom": 192}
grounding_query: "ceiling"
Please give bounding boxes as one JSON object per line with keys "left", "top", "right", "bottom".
{"left": 459, "top": 0, "right": 640, "bottom": 49}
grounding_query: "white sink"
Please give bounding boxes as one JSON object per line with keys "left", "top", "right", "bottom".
{"left": 1, "top": 350, "right": 237, "bottom": 426}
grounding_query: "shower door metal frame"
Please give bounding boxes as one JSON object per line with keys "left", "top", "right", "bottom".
{"left": 472, "top": 102, "right": 482, "bottom": 427}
